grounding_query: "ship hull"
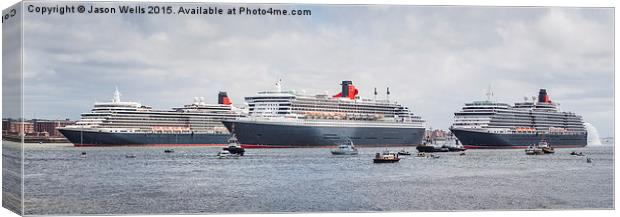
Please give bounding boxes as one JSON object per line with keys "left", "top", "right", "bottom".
{"left": 450, "top": 128, "right": 587, "bottom": 149}
{"left": 58, "top": 128, "right": 230, "bottom": 147}
{"left": 222, "top": 120, "right": 425, "bottom": 148}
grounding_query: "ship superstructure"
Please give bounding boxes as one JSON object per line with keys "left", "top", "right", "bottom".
{"left": 450, "top": 89, "right": 587, "bottom": 148}
{"left": 58, "top": 88, "right": 243, "bottom": 146}
{"left": 222, "top": 80, "right": 426, "bottom": 148}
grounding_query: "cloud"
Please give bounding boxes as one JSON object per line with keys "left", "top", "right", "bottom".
{"left": 19, "top": 3, "right": 614, "bottom": 136}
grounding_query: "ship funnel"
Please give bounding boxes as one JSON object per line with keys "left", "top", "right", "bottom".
{"left": 333, "top": 80, "right": 359, "bottom": 100}
{"left": 218, "top": 91, "right": 232, "bottom": 105}
{"left": 538, "top": 89, "right": 551, "bottom": 103}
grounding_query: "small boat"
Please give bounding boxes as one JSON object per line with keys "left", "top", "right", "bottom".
{"left": 373, "top": 151, "right": 400, "bottom": 163}
{"left": 164, "top": 149, "right": 175, "bottom": 153}
{"left": 525, "top": 145, "right": 544, "bottom": 155}
{"left": 586, "top": 157, "right": 592, "bottom": 163}
{"left": 415, "top": 152, "right": 440, "bottom": 158}
{"left": 216, "top": 150, "right": 239, "bottom": 159}
{"left": 80, "top": 152, "right": 87, "bottom": 158}
{"left": 330, "top": 138, "right": 358, "bottom": 155}
{"left": 125, "top": 154, "right": 136, "bottom": 158}
{"left": 397, "top": 149, "right": 411, "bottom": 155}
{"left": 222, "top": 135, "right": 245, "bottom": 156}
{"left": 459, "top": 152, "right": 466, "bottom": 156}
{"left": 570, "top": 151, "right": 585, "bottom": 157}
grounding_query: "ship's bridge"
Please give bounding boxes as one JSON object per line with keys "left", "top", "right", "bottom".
{"left": 90, "top": 88, "right": 149, "bottom": 112}
{"left": 463, "top": 101, "right": 511, "bottom": 109}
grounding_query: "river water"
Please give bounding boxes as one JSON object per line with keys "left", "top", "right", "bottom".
{"left": 2, "top": 142, "right": 614, "bottom": 215}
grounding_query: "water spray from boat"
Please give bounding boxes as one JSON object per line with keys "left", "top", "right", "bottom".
{"left": 584, "top": 123, "right": 602, "bottom": 146}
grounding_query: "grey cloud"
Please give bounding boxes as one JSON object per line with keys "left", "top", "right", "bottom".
{"left": 19, "top": 3, "right": 614, "bottom": 136}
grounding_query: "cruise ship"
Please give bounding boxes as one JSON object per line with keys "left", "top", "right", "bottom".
{"left": 450, "top": 89, "right": 587, "bottom": 149}
{"left": 222, "top": 80, "right": 426, "bottom": 148}
{"left": 58, "top": 89, "right": 243, "bottom": 146}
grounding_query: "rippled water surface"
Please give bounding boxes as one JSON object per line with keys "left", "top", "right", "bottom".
{"left": 6, "top": 142, "right": 614, "bottom": 215}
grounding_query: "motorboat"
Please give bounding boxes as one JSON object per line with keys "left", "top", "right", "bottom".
{"left": 397, "top": 149, "right": 411, "bottom": 155}
{"left": 373, "top": 151, "right": 400, "bottom": 163}
{"left": 415, "top": 152, "right": 440, "bottom": 158}
{"left": 217, "top": 150, "right": 239, "bottom": 159}
{"left": 525, "top": 145, "right": 544, "bottom": 155}
{"left": 570, "top": 151, "right": 585, "bottom": 157}
{"left": 330, "top": 138, "right": 358, "bottom": 155}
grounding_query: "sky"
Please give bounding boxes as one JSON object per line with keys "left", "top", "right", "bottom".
{"left": 5, "top": 2, "right": 615, "bottom": 136}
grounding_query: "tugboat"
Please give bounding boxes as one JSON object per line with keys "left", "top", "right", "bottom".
{"left": 445, "top": 139, "right": 467, "bottom": 152}
{"left": 330, "top": 138, "right": 358, "bottom": 155}
{"left": 373, "top": 150, "right": 400, "bottom": 163}
{"left": 416, "top": 143, "right": 437, "bottom": 152}
{"left": 537, "top": 140, "right": 554, "bottom": 154}
{"left": 222, "top": 135, "right": 245, "bottom": 156}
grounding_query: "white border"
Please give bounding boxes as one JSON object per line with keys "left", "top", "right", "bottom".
{"left": 1, "top": 1, "right": 617, "bottom": 217}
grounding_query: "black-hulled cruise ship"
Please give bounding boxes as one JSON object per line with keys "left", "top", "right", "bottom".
{"left": 58, "top": 89, "right": 243, "bottom": 146}
{"left": 222, "top": 80, "right": 426, "bottom": 148}
{"left": 450, "top": 89, "right": 587, "bottom": 149}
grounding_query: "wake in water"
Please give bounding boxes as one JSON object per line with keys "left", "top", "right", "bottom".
{"left": 584, "top": 123, "right": 602, "bottom": 146}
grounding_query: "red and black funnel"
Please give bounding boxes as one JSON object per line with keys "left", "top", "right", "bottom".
{"left": 333, "top": 80, "right": 359, "bottom": 100}
{"left": 538, "top": 89, "right": 551, "bottom": 103}
{"left": 218, "top": 91, "right": 232, "bottom": 105}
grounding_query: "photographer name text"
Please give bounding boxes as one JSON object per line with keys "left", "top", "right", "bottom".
{"left": 27, "top": 4, "right": 312, "bottom": 16}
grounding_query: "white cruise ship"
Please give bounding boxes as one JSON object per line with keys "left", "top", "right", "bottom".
{"left": 450, "top": 89, "right": 587, "bottom": 148}
{"left": 222, "top": 80, "right": 426, "bottom": 148}
{"left": 58, "top": 88, "right": 243, "bottom": 146}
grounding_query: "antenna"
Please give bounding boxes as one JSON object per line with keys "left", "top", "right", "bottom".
{"left": 386, "top": 87, "right": 391, "bottom": 102}
{"left": 374, "top": 87, "right": 378, "bottom": 101}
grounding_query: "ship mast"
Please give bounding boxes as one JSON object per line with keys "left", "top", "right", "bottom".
{"left": 275, "top": 79, "right": 282, "bottom": 93}
{"left": 485, "top": 85, "right": 494, "bottom": 102}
